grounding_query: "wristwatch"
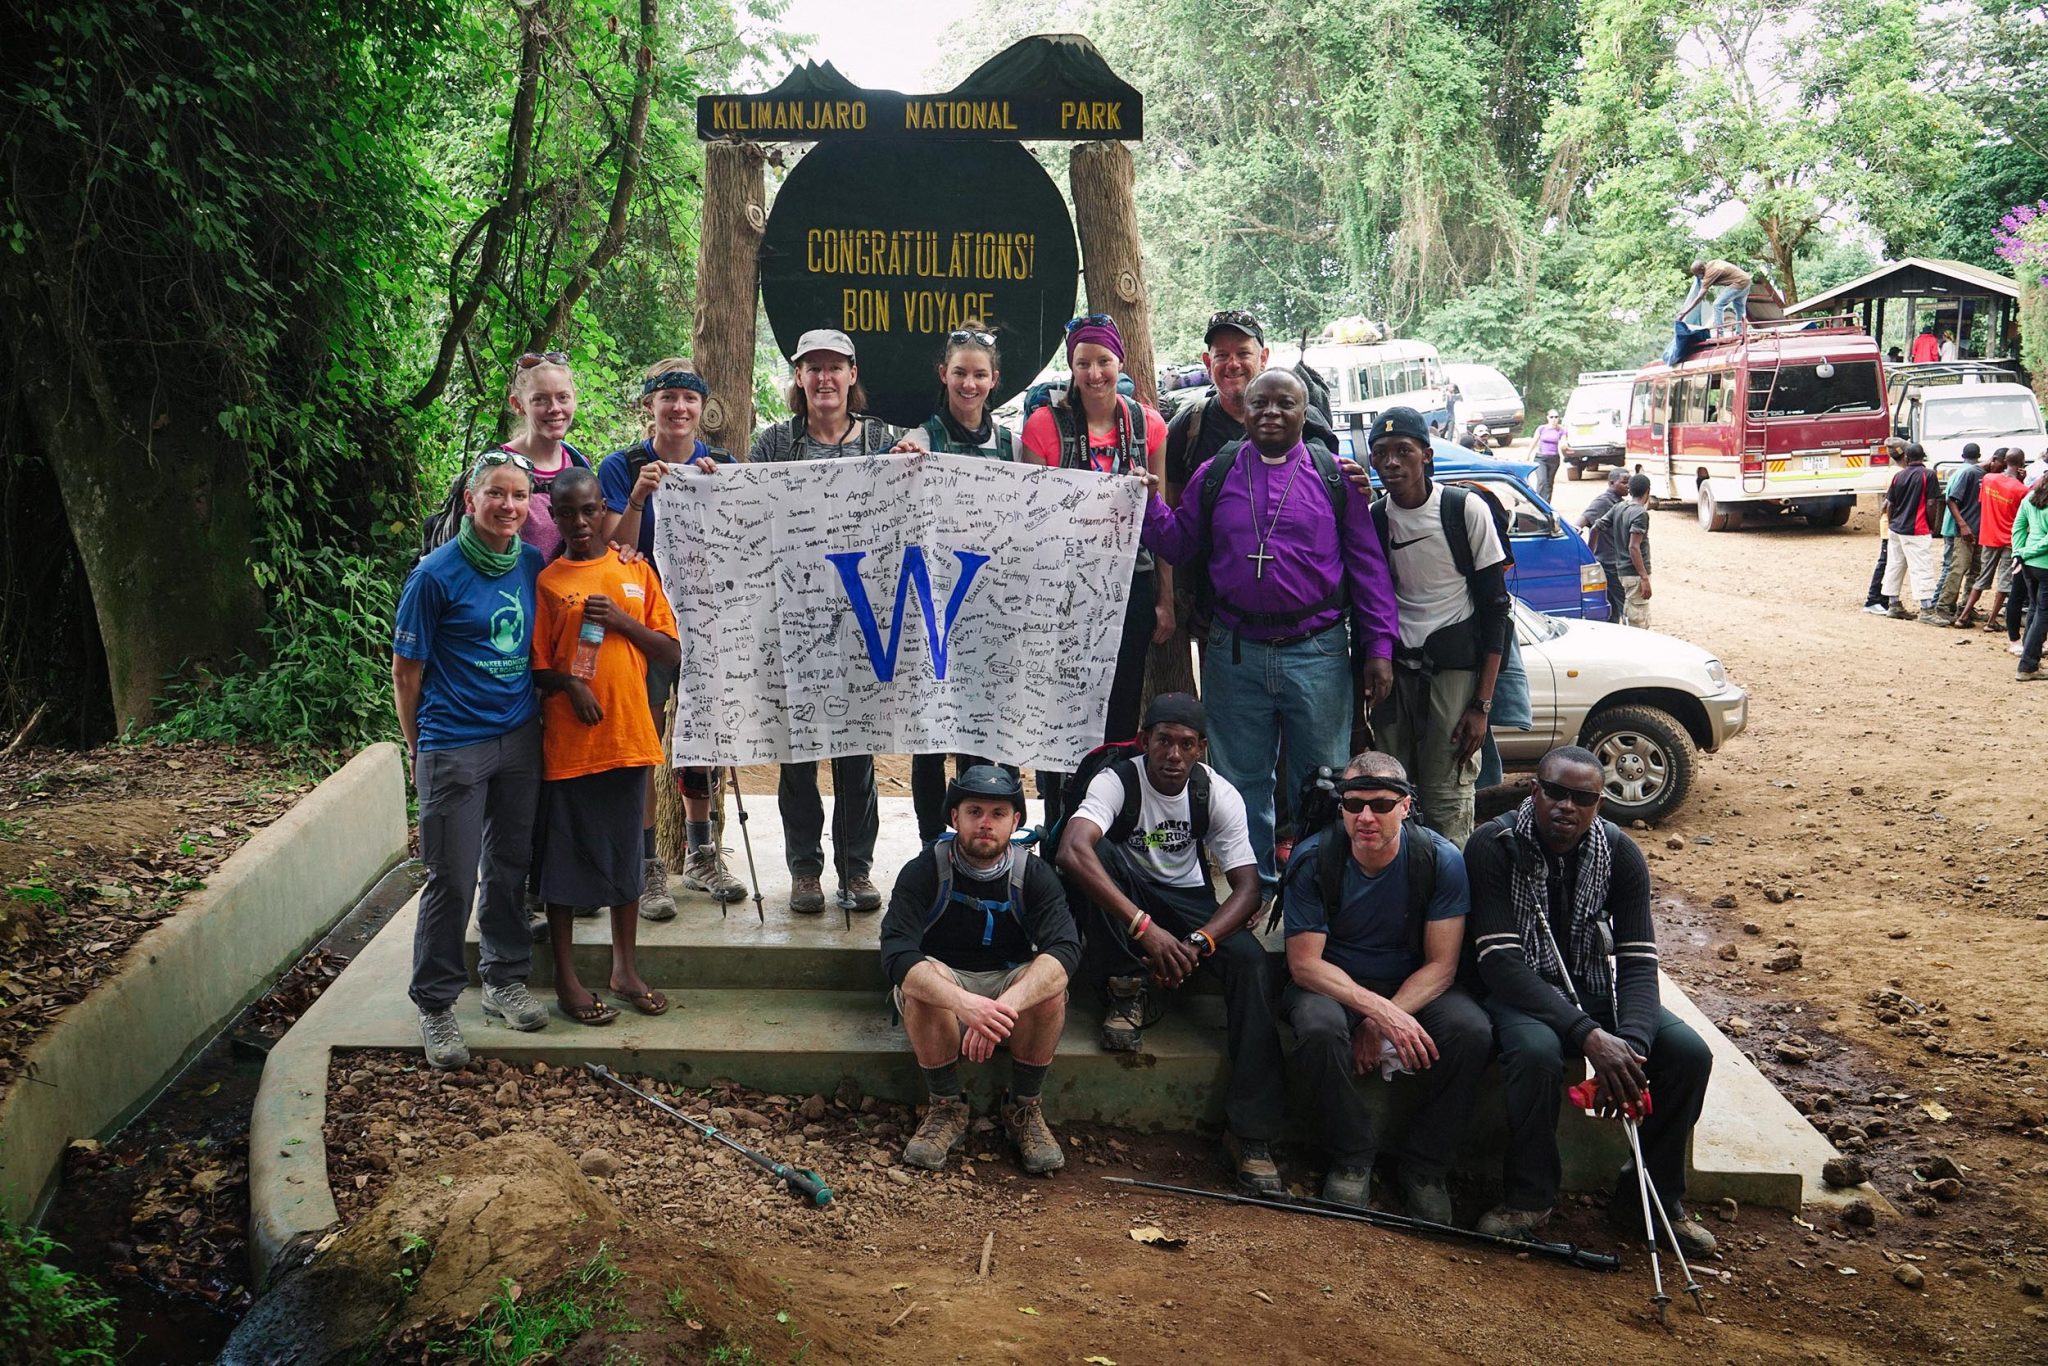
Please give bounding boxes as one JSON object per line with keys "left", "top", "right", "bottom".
{"left": 1467, "top": 697, "right": 1493, "bottom": 715}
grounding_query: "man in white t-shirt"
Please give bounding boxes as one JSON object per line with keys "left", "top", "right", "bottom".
{"left": 1056, "top": 693, "right": 1286, "bottom": 1196}
{"left": 1351, "top": 407, "right": 1512, "bottom": 847}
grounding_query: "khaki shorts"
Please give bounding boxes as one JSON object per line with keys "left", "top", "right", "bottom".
{"left": 891, "top": 957, "right": 1029, "bottom": 1016}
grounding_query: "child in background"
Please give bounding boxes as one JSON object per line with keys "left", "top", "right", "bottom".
{"left": 531, "top": 467, "right": 681, "bottom": 1023}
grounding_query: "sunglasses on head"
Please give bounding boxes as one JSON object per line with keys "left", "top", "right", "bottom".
{"left": 1064, "top": 313, "right": 1116, "bottom": 332}
{"left": 948, "top": 328, "right": 997, "bottom": 347}
{"left": 516, "top": 350, "right": 570, "bottom": 369}
{"left": 1538, "top": 778, "right": 1603, "bottom": 809}
{"left": 1340, "top": 793, "right": 1407, "bottom": 815}
{"left": 1207, "top": 309, "right": 1258, "bottom": 330}
{"left": 474, "top": 450, "right": 535, "bottom": 473}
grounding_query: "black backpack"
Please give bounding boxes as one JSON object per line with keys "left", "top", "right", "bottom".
{"left": 1187, "top": 437, "right": 1351, "bottom": 636}
{"left": 924, "top": 833, "right": 1034, "bottom": 952}
{"left": 1049, "top": 396, "right": 1149, "bottom": 473}
{"left": 1051, "top": 740, "right": 1211, "bottom": 859}
{"left": 1368, "top": 481, "right": 1515, "bottom": 669}
{"left": 1267, "top": 816, "right": 1441, "bottom": 954}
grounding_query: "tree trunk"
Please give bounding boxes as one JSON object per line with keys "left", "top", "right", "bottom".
{"left": 692, "top": 141, "right": 767, "bottom": 456}
{"left": 1070, "top": 141, "right": 1194, "bottom": 703}
{"left": 2, "top": 317, "right": 267, "bottom": 731}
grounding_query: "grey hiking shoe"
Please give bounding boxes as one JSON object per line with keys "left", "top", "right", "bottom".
{"left": 638, "top": 856, "right": 677, "bottom": 921}
{"left": 1102, "top": 974, "right": 1147, "bottom": 1052}
{"left": 419, "top": 1007, "right": 469, "bottom": 1070}
{"left": 1002, "top": 1094, "right": 1065, "bottom": 1175}
{"left": 1322, "top": 1165, "right": 1372, "bottom": 1209}
{"left": 789, "top": 873, "right": 826, "bottom": 916}
{"left": 1222, "top": 1133, "right": 1285, "bottom": 1197}
{"left": 681, "top": 845, "right": 746, "bottom": 902}
{"left": 1476, "top": 1204, "right": 1553, "bottom": 1240}
{"left": 842, "top": 874, "right": 882, "bottom": 913}
{"left": 1397, "top": 1170, "right": 1454, "bottom": 1225}
{"left": 479, "top": 981, "right": 548, "bottom": 1031}
{"left": 901, "top": 1097, "right": 970, "bottom": 1170}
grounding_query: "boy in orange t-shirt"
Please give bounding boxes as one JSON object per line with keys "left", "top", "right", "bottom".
{"left": 531, "top": 468, "right": 681, "bottom": 1024}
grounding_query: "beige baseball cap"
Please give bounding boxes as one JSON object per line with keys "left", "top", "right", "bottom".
{"left": 792, "top": 328, "right": 856, "bottom": 363}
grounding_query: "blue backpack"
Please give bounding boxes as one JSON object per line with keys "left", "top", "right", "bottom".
{"left": 926, "top": 833, "right": 1033, "bottom": 955}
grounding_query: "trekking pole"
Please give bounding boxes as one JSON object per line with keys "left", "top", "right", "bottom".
{"left": 1102, "top": 1177, "right": 1617, "bottom": 1272}
{"left": 586, "top": 1063, "right": 830, "bottom": 1206}
{"left": 726, "top": 766, "right": 765, "bottom": 924}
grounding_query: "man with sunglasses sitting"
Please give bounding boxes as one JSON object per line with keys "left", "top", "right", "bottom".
{"left": 1465, "top": 746, "right": 1715, "bottom": 1255}
{"left": 1280, "top": 753, "right": 1490, "bottom": 1219}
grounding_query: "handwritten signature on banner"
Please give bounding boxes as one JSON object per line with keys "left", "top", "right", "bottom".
{"left": 650, "top": 452, "right": 1146, "bottom": 770}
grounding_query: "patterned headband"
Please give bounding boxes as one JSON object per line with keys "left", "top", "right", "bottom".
{"left": 641, "top": 370, "right": 709, "bottom": 398}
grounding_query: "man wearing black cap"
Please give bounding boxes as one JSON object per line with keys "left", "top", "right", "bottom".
{"left": 1163, "top": 310, "right": 1270, "bottom": 504}
{"left": 1281, "top": 751, "right": 1490, "bottom": 1220}
{"left": 1057, "top": 693, "right": 1288, "bottom": 1196}
{"left": 1354, "top": 406, "right": 1512, "bottom": 847}
{"left": 881, "top": 765, "right": 1079, "bottom": 1177}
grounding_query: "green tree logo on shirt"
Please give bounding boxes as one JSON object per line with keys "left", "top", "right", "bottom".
{"left": 489, "top": 590, "right": 525, "bottom": 655}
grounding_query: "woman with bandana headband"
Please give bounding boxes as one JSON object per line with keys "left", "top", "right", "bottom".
{"left": 597, "top": 358, "right": 741, "bottom": 916}
{"left": 1021, "top": 314, "right": 1174, "bottom": 829}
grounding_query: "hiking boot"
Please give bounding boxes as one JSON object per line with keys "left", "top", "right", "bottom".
{"left": 1101, "top": 974, "right": 1147, "bottom": 1052}
{"left": 1662, "top": 1206, "right": 1719, "bottom": 1258}
{"left": 638, "top": 857, "right": 676, "bottom": 921}
{"left": 841, "top": 874, "right": 882, "bottom": 913}
{"left": 1476, "top": 1204, "right": 1553, "bottom": 1240}
{"left": 479, "top": 981, "right": 549, "bottom": 1032}
{"left": 789, "top": 874, "right": 826, "bottom": 915}
{"left": 1321, "top": 1165, "right": 1372, "bottom": 1210}
{"left": 901, "top": 1097, "right": 970, "bottom": 1170}
{"left": 1607, "top": 1188, "right": 1718, "bottom": 1257}
{"left": 418, "top": 1007, "right": 469, "bottom": 1070}
{"left": 681, "top": 845, "right": 747, "bottom": 902}
{"left": 1397, "top": 1170, "right": 1455, "bottom": 1226}
{"left": 1885, "top": 602, "right": 1914, "bottom": 620}
{"left": 1001, "top": 1093, "right": 1065, "bottom": 1176}
{"left": 1920, "top": 610, "right": 1953, "bottom": 627}
{"left": 1222, "top": 1133, "right": 1284, "bottom": 1197}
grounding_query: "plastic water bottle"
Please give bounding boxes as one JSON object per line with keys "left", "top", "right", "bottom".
{"left": 570, "top": 614, "right": 604, "bottom": 679}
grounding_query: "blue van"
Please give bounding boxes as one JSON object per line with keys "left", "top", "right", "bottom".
{"left": 1334, "top": 434, "right": 1610, "bottom": 620}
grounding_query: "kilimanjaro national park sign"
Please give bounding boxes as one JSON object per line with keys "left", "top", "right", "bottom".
{"left": 700, "top": 36, "right": 1141, "bottom": 428}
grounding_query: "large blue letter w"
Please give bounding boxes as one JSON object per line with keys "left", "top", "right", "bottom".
{"left": 825, "top": 546, "right": 991, "bottom": 683}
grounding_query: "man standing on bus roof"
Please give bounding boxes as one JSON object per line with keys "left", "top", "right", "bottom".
{"left": 1879, "top": 442, "right": 1945, "bottom": 624}
{"left": 1680, "top": 259, "right": 1751, "bottom": 334}
{"left": 1530, "top": 410, "right": 1566, "bottom": 503}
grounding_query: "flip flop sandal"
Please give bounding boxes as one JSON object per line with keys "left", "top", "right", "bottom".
{"left": 610, "top": 986, "right": 670, "bottom": 1016}
{"left": 560, "top": 997, "right": 619, "bottom": 1026}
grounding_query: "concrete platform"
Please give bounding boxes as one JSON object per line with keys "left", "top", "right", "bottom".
{"left": 250, "top": 795, "right": 1873, "bottom": 1282}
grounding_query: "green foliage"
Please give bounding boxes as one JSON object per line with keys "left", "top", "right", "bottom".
{"left": 459, "top": 1243, "right": 625, "bottom": 1364}
{"left": 1931, "top": 142, "right": 2048, "bottom": 268}
{"left": 0, "top": 1219, "right": 118, "bottom": 1366}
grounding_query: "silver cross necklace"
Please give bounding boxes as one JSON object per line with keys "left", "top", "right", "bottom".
{"left": 1247, "top": 451, "right": 1303, "bottom": 580}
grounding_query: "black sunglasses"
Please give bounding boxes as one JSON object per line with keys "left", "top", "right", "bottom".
{"left": 1538, "top": 778, "right": 1603, "bottom": 809}
{"left": 1064, "top": 313, "right": 1116, "bottom": 332}
{"left": 516, "top": 350, "right": 570, "bottom": 368}
{"left": 947, "top": 328, "right": 997, "bottom": 347}
{"left": 474, "top": 450, "right": 535, "bottom": 473}
{"left": 1340, "top": 793, "right": 1407, "bottom": 815}
{"left": 1208, "top": 309, "right": 1259, "bottom": 330}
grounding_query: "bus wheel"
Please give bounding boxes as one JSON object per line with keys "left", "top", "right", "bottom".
{"left": 1565, "top": 461, "right": 1585, "bottom": 482}
{"left": 1805, "top": 502, "right": 1853, "bottom": 529}
{"left": 1582, "top": 705, "right": 1695, "bottom": 824}
{"left": 1697, "top": 483, "right": 1738, "bottom": 532}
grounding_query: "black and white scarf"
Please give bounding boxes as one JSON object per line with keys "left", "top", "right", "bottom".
{"left": 1509, "top": 797, "right": 1614, "bottom": 1004}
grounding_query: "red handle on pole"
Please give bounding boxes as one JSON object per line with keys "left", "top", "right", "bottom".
{"left": 1568, "top": 1079, "right": 1653, "bottom": 1120}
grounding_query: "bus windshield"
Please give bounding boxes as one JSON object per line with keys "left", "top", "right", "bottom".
{"left": 1747, "top": 361, "right": 1882, "bottom": 418}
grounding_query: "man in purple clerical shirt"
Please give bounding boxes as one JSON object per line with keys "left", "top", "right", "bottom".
{"left": 1141, "top": 369, "right": 1398, "bottom": 894}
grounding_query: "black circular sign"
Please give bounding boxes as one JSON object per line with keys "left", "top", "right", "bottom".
{"left": 759, "top": 140, "right": 1080, "bottom": 429}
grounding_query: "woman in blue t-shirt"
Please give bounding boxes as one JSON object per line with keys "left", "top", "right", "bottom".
{"left": 393, "top": 452, "right": 552, "bottom": 1070}
{"left": 597, "top": 357, "right": 743, "bottom": 912}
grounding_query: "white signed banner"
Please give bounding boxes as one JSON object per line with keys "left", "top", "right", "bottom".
{"left": 652, "top": 452, "right": 1144, "bottom": 769}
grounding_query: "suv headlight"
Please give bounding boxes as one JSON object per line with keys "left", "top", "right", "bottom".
{"left": 1705, "top": 658, "right": 1728, "bottom": 686}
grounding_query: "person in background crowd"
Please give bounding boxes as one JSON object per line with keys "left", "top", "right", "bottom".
{"left": 1442, "top": 377, "right": 1461, "bottom": 442}
{"left": 530, "top": 468, "right": 680, "bottom": 1023}
{"left": 1023, "top": 313, "right": 1173, "bottom": 832}
{"left": 1956, "top": 449, "right": 2028, "bottom": 638}
{"left": 2028, "top": 445, "right": 2048, "bottom": 490}
{"left": 750, "top": 328, "right": 898, "bottom": 916}
{"left": 1139, "top": 369, "right": 1396, "bottom": 897}
{"left": 1467, "top": 747, "right": 1715, "bottom": 1257}
{"left": 393, "top": 452, "right": 549, "bottom": 1068}
{"left": 894, "top": 324, "right": 1027, "bottom": 841}
{"left": 1578, "top": 467, "right": 1631, "bottom": 623}
{"left": 1878, "top": 442, "right": 1944, "bottom": 624}
{"left": 1911, "top": 324, "right": 1941, "bottom": 364}
{"left": 1056, "top": 694, "right": 1286, "bottom": 1197}
{"left": 1281, "top": 752, "right": 1489, "bottom": 1221}
{"left": 1939, "top": 330, "right": 1960, "bottom": 362}
{"left": 599, "top": 358, "right": 744, "bottom": 915}
{"left": 882, "top": 766, "right": 1077, "bottom": 1175}
{"left": 1599, "top": 475, "right": 1654, "bottom": 628}
{"left": 2013, "top": 473, "right": 2048, "bottom": 682}
{"left": 1530, "top": 410, "right": 1566, "bottom": 501}
{"left": 1359, "top": 407, "right": 1512, "bottom": 847}
{"left": 1931, "top": 444, "right": 1987, "bottom": 626}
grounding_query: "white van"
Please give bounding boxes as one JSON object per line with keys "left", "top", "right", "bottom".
{"left": 1890, "top": 369, "right": 2045, "bottom": 479}
{"left": 1560, "top": 370, "right": 1635, "bottom": 480}
{"left": 1442, "top": 362, "right": 1525, "bottom": 447}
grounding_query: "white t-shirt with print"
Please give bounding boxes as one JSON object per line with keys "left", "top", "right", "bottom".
{"left": 1380, "top": 483, "right": 1508, "bottom": 650}
{"left": 1072, "top": 757, "right": 1255, "bottom": 889}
